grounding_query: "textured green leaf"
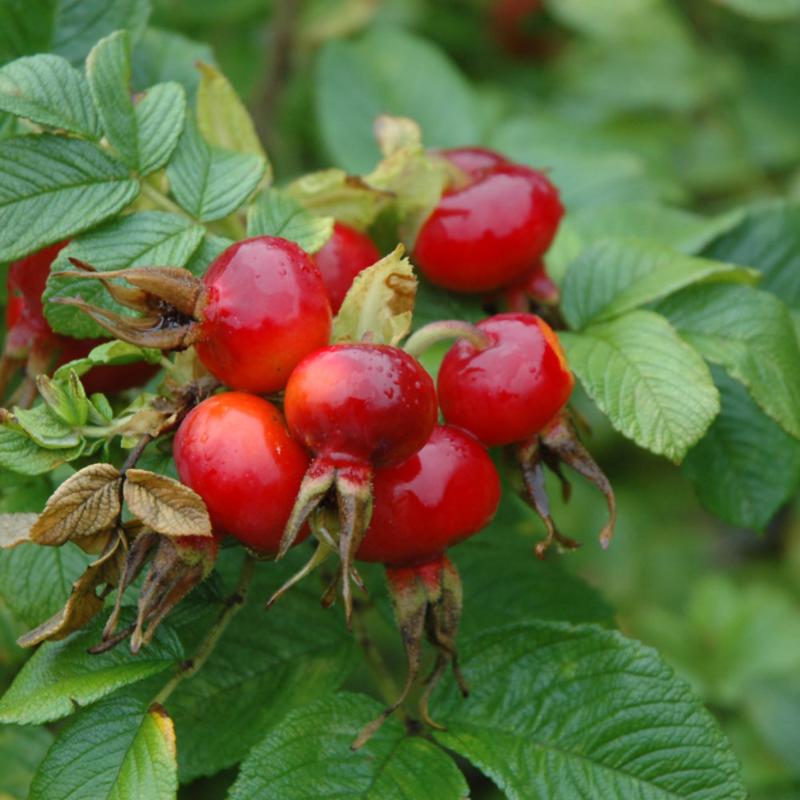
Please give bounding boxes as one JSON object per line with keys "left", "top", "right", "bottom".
{"left": 713, "top": 0, "right": 800, "bottom": 19}
{"left": 183, "top": 233, "right": 232, "bottom": 276}
{"left": 29, "top": 693, "right": 177, "bottom": 800}
{"left": 53, "top": 0, "right": 151, "bottom": 66}
{"left": 0, "top": 425, "right": 83, "bottom": 475}
{"left": 658, "top": 283, "right": 800, "bottom": 439}
{"left": 135, "top": 81, "right": 186, "bottom": 175}
{"left": 682, "top": 369, "right": 800, "bottom": 530}
{"left": 0, "top": 543, "right": 92, "bottom": 628}
{"left": 13, "top": 404, "right": 81, "bottom": 449}
{"left": 0, "top": 616, "right": 183, "bottom": 724}
{"left": 0, "top": 0, "right": 56, "bottom": 65}
{"left": 0, "top": 724, "right": 54, "bottom": 800}
{"left": 561, "top": 311, "right": 719, "bottom": 461}
{"left": 0, "top": 135, "right": 139, "bottom": 262}
{"left": 167, "top": 115, "right": 264, "bottom": 221}
{"left": 86, "top": 31, "right": 138, "bottom": 169}
{"left": 247, "top": 188, "right": 333, "bottom": 253}
{"left": 166, "top": 553, "right": 357, "bottom": 781}
{"left": 230, "top": 693, "right": 468, "bottom": 800}
{"left": 316, "top": 29, "right": 478, "bottom": 173}
{"left": 44, "top": 211, "right": 205, "bottom": 338}
{"left": 0, "top": 54, "right": 99, "bottom": 138}
{"left": 704, "top": 200, "right": 800, "bottom": 312}
{"left": 561, "top": 238, "right": 756, "bottom": 330}
{"left": 432, "top": 621, "right": 746, "bottom": 800}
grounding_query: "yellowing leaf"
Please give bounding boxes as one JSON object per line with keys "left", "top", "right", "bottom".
{"left": 333, "top": 245, "right": 417, "bottom": 345}
{"left": 30, "top": 464, "right": 122, "bottom": 546}
{"left": 123, "top": 469, "right": 212, "bottom": 537}
{"left": 196, "top": 62, "right": 271, "bottom": 182}
{"left": 0, "top": 513, "right": 38, "bottom": 549}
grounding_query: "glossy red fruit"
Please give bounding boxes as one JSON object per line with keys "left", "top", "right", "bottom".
{"left": 4, "top": 243, "right": 157, "bottom": 393}
{"left": 503, "top": 258, "right": 559, "bottom": 311}
{"left": 357, "top": 425, "right": 500, "bottom": 567}
{"left": 414, "top": 148, "right": 563, "bottom": 293}
{"left": 285, "top": 344, "right": 437, "bottom": 468}
{"left": 438, "top": 313, "right": 573, "bottom": 446}
{"left": 196, "top": 237, "right": 332, "bottom": 394}
{"left": 436, "top": 146, "right": 509, "bottom": 180}
{"left": 173, "top": 392, "right": 310, "bottom": 552}
{"left": 313, "top": 223, "right": 381, "bottom": 313}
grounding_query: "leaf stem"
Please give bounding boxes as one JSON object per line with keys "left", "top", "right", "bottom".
{"left": 153, "top": 553, "right": 257, "bottom": 706}
{"left": 139, "top": 181, "right": 193, "bottom": 220}
{"left": 403, "top": 320, "right": 491, "bottom": 359}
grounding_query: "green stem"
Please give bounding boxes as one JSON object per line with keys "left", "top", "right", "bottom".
{"left": 153, "top": 554, "right": 256, "bottom": 706}
{"left": 403, "top": 320, "right": 491, "bottom": 359}
{"left": 139, "top": 182, "right": 193, "bottom": 220}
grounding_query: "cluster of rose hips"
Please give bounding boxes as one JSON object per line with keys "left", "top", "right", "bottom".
{"left": 14, "top": 146, "right": 612, "bottom": 740}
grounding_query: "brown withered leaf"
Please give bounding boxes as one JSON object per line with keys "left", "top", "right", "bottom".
{"left": 30, "top": 464, "right": 122, "bottom": 546}
{"left": 0, "top": 513, "right": 38, "bottom": 549}
{"left": 123, "top": 469, "right": 212, "bottom": 537}
{"left": 17, "top": 550, "right": 122, "bottom": 647}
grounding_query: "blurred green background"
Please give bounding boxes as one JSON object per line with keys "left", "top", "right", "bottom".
{"left": 3, "top": 0, "right": 800, "bottom": 797}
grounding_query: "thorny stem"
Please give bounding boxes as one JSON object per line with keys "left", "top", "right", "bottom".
{"left": 350, "top": 597, "right": 410, "bottom": 726}
{"left": 153, "top": 554, "right": 256, "bottom": 706}
{"left": 403, "top": 320, "right": 492, "bottom": 359}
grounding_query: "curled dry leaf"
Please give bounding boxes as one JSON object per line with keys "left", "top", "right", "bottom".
{"left": 17, "top": 544, "right": 122, "bottom": 647}
{"left": 123, "top": 468, "right": 212, "bottom": 537}
{"left": 30, "top": 463, "right": 122, "bottom": 546}
{"left": 332, "top": 245, "right": 417, "bottom": 346}
{"left": 0, "top": 513, "right": 38, "bottom": 548}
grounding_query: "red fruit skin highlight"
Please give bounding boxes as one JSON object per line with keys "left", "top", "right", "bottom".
{"left": 313, "top": 223, "right": 381, "bottom": 313}
{"left": 358, "top": 425, "right": 501, "bottom": 567}
{"left": 173, "top": 392, "right": 310, "bottom": 553}
{"left": 196, "top": 237, "right": 332, "bottom": 394}
{"left": 437, "top": 313, "right": 574, "bottom": 446}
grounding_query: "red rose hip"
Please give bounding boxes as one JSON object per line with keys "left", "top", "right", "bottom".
{"left": 173, "top": 392, "right": 310, "bottom": 553}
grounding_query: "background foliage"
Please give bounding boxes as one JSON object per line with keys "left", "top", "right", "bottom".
{"left": 1, "top": 0, "right": 800, "bottom": 798}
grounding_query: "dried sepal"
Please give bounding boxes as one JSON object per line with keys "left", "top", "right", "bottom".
{"left": 0, "top": 512, "right": 38, "bottom": 549}
{"left": 123, "top": 469, "right": 212, "bottom": 538}
{"left": 17, "top": 534, "right": 123, "bottom": 647}
{"left": 352, "top": 555, "right": 465, "bottom": 750}
{"left": 30, "top": 463, "right": 122, "bottom": 546}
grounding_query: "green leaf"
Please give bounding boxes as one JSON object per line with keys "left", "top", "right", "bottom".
{"left": 0, "top": 54, "right": 99, "bottom": 138}
{"left": 55, "top": 340, "right": 162, "bottom": 381}
{"left": 657, "top": 283, "right": 800, "bottom": 439}
{"left": 167, "top": 114, "right": 265, "bottom": 222}
{"left": 86, "top": 30, "right": 138, "bottom": 169}
{"left": 745, "top": 677, "right": 800, "bottom": 776}
{"left": 230, "top": 693, "right": 468, "bottom": 800}
{"left": 44, "top": 211, "right": 205, "bottom": 338}
{"left": 29, "top": 692, "right": 177, "bottom": 800}
{"left": 13, "top": 404, "right": 81, "bottom": 449}
{"left": 560, "top": 310, "right": 719, "bottom": 461}
{"left": 682, "top": 368, "right": 800, "bottom": 530}
{"left": 0, "top": 425, "right": 83, "bottom": 475}
{"left": 135, "top": 81, "right": 186, "bottom": 175}
{"left": 166, "top": 552, "right": 357, "bottom": 782}
{"left": 196, "top": 61, "right": 268, "bottom": 166}
{"left": 0, "top": 0, "right": 56, "bottom": 65}
{"left": 0, "top": 616, "right": 183, "bottom": 724}
{"left": 561, "top": 238, "right": 757, "bottom": 330}
{"left": 704, "top": 200, "right": 800, "bottom": 313}
{"left": 713, "top": 0, "right": 800, "bottom": 20}
{"left": 53, "top": 0, "right": 151, "bottom": 66}
{"left": 432, "top": 621, "right": 746, "bottom": 800}
{"left": 316, "top": 29, "right": 478, "bottom": 173}
{"left": 246, "top": 188, "right": 333, "bottom": 253}
{"left": 183, "top": 233, "right": 232, "bottom": 276}
{"left": 0, "top": 543, "right": 92, "bottom": 628}
{"left": 0, "top": 135, "right": 139, "bottom": 262}
{"left": 0, "top": 724, "right": 54, "bottom": 800}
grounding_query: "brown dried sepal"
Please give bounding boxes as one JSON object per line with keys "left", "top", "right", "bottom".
{"left": 49, "top": 259, "right": 208, "bottom": 352}
{"left": 30, "top": 463, "right": 122, "bottom": 546}
{"left": 123, "top": 469, "right": 212, "bottom": 538}
{"left": 352, "top": 555, "right": 467, "bottom": 750}
{"left": 0, "top": 512, "right": 38, "bottom": 549}
{"left": 17, "top": 532, "right": 124, "bottom": 647}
